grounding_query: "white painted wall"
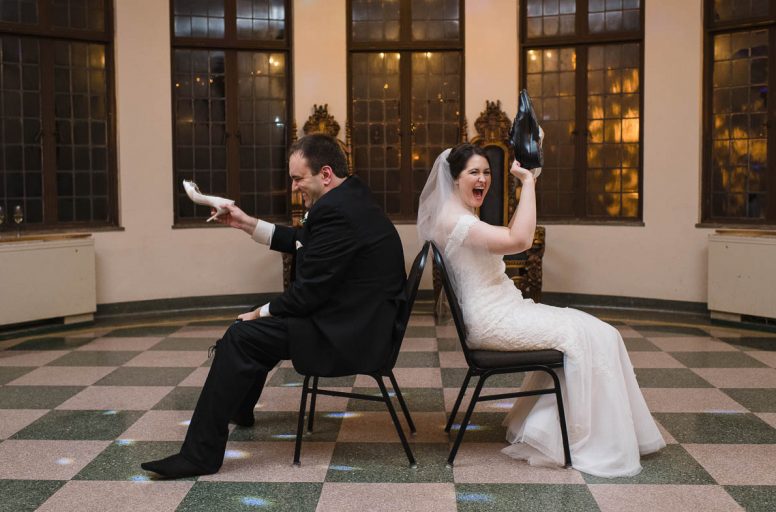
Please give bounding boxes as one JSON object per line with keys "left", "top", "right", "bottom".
{"left": 94, "top": 0, "right": 712, "bottom": 306}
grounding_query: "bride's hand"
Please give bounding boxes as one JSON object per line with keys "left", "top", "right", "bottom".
{"left": 509, "top": 160, "right": 535, "bottom": 184}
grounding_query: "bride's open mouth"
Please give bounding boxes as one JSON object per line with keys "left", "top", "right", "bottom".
{"left": 473, "top": 187, "right": 485, "bottom": 200}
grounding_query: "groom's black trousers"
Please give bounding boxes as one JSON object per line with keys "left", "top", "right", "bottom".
{"left": 181, "top": 317, "right": 290, "bottom": 472}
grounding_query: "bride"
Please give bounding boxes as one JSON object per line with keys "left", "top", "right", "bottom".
{"left": 417, "top": 144, "right": 665, "bottom": 478}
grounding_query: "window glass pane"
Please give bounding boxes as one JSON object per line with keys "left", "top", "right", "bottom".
{"left": 53, "top": 41, "right": 109, "bottom": 223}
{"left": 0, "top": 0, "right": 38, "bottom": 24}
{"left": 236, "top": 0, "right": 286, "bottom": 41}
{"left": 526, "top": 0, "right": 576, "bottom": 39}
{"left": 526, "top": 47, "right": 577, "bottom": 217}
{"left": 586, "top": 43, "right": 640, "bottom": 218}
{"left": 351, "top": 0, "right": 400, "bottom": 42}
{"left": 173, "top": 0, "right": 225, "bottom": 38}
{"left": 710, "top": 29, "right": 768, "bottom": 220}
{"left": 1, "top": 36, "right": 43, "bottom": 224}
{"left": 236, "top": 51, "right": 288, "bottom": 217}
{"left": 712, "top": 0, "right": 771, "bottom": 24}
{"left": 411, "top": 0, "right": 460, "bottom": 42}
{"left": 351, "top": 52, "right": 401, "bottom": 214}
{"left": 588, "top": 0, "right": 640, "bottom": 33}
{"left": 411, "top": 51, "right": 461, "bottom": 212}
{"left": 49, "top": 0, "right": 105, "bottom": 32}
{"left": 173, "top": 49, "right": 228, "bottom": 219}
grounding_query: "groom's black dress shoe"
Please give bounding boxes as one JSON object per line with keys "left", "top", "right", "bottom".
{"left": 141, "top": 454, "right": 215, "bottom": 478}
{"left": 230, "top": 410, "right": 255, "bottom": 427}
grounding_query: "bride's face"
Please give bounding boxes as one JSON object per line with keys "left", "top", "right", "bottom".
{"left": 454, "top": 154, "right": 491, "bottom": 209}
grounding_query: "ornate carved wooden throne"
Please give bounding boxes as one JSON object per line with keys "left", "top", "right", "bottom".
{"left": 282, "top": 105, "right": 352, "bottom": 290}
{"left": 433, "top": 100, "right": 546, "bottom": 304}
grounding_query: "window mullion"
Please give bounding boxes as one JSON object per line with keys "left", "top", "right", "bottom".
{"left": 768, "top": 26, "right": 776, "bottom": 223}
{"left": 39, "top": 38, "right": 58, "bottom": 224}
{"left": 574, "top": 44, "right": 588, "bottom": 219}
{"left": 400, "top": 0, "right": 412, "bottom": 44}
{"left": 225, "top": 50, "right": 240, "bottom": 203}
{"left": 576, "top": 0, "right": 589, "bottom": 37}
{"left": 399, "top": 50, "right": 412, "bottom": 218}
{"left": 224, "top": 0, "right": 237, "bottom": 42}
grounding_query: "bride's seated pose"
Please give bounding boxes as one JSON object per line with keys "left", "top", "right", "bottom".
{"left": 417, "top": 144, "right": 665, "bottom": 478}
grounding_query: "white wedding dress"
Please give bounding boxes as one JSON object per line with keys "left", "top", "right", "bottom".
{"left": 442, "top": 214, "right": 666, "bottom": 478}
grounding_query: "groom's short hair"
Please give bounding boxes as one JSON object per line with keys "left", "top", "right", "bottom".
{"left": 289, "top": 133, "right": 349, "bottom": 178}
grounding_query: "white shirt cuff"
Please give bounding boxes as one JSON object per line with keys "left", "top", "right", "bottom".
{"left": 251, "top": 220, "right": 275, "bottom": 245}
{"left": 259, "top": 303, "right": 271, "bottom": 318}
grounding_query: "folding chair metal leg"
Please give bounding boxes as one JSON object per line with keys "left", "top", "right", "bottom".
{"left": 547, "top": 369, "right": 572, "bottom": 467}
{"left": 293, "top": 375, "right": 311, "bottom": 466}
{"left": 375, "top": 375, "right": 417, "bottom": 467}
{"left": 388, "top": 371, "right": 416, "bottom": 434}
{"left": 307, "top": 376, "right": 319, "bottom": 433}
{"left": 445, "top": 369, "right": 473, "bottom": 433}
{"left": 447, "top": 374, "right": 486, "bottom": 466}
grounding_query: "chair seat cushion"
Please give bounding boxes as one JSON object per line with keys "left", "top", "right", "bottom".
{"left": 469, "top": 348, "right": 564, "bottom": 369}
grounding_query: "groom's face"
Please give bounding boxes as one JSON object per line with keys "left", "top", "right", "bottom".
{"left": 289, "top": 153, "right": 327, "bottom": 208}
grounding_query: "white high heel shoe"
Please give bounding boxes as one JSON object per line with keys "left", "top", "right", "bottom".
{"left": 182, "top": 180, "right": 235, "bottom": 222}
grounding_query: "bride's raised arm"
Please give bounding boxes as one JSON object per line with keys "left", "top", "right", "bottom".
{"left": 466, "top": 161, "right": 537, "bottom": 255}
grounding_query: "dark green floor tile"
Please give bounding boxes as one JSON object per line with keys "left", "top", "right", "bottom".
{"left": 0, "top": 366, "right": 35, "bottom": 384}
{"left": 448, "top": 412, "right": 508, "bottom": 442}
{"left": 103, "top": 325, "right": 181, "bottom": 337}
{"left": 74, "top": 440, "right": 193, "bottom": 481}
{"left": 406, "top": 326, "right": 436, "bottom": 338}
{"left": 177, "top": 482, "right": 322, "bottom": 512}
{"left": 0, "top": 480, "right": 66, "bottom": 512}
{"left": 96, "top": 367, "right": 195, "bottom": 386}
{"left": 582, "top": 445, "right": 714, "bottom": 484}
{"left": 724, "top": 485, "right": 776, "bottom": 512}
{"left": 8, "top": 336, "right": 94, "bottom": 351}
{"left": 150, "top": 338, "right": 215, "bottom": 351}
{"left": 632, "top": 325, "right": 710, "bottom": 337}
{"left": 623, "top": 338, "right": 660, "bottom": 352}
{"left": 326, "top": 443, "right": 453, "bottom": 482}
{"left": 0, "top": 385, "right": 84, "bottom": 408}
{"left": 46, "top": 350, "right": 140, "bottom": 367}
{"left": 152, "top": 387, "right": 201, "bottom": 410}
{"left": 456, "top": 484, "right": 599, "bottom": 512}
{"left": 12, "top": 409, "right": 144, "bottom": 440}
{"left": 187, "top": 319, "right": 233, "bottom": 327}
{"left": 228, "top": 411, "right": 342, "bottom": 442}
{"left": 346, "top": 387, "right": 444, "bottom": 412}
{"left": 395, "top": 351, "right": 439, "bottom": 368}
{"left": 670, "top": 351, "right": 767, "bottom": 368}
{"left": 720, "top": 337, "right": 776, "bottom": 351}
{"left": 722, "top": 388, "right": 776, "bottom": 412}
{"left": 634, "top": 368, "right": 713, "bottom": 388}
{"left": 437, "top": 338, "right": 461, "bottom": 351}
{"left": 441, "top": 368, "right": 524, "bottom": 388}
{"left": 267, "top": 368, "right": 356, "bottom": 388}
{"left": 653, "top": 412, "right": 776, "bottom": 443}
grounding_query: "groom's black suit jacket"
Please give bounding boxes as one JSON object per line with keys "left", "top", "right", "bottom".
{"left": 268, "top": 176, "right": 406, "bottom": 377}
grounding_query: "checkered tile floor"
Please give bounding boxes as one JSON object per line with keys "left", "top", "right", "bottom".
{"left": 1, "top": 313, "right": 775, "bottom": 511}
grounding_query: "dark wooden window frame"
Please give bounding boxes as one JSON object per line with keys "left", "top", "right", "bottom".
{"left": 170, "top": 0, "right": 293, "bottom": 226}
{"left": 700, "top": 0, "right": 776, "bottom": 227}
{"left": 346, "top": 0, "right": 465, "bottom": 222}
{"left": 519, "top": 0, "right": 645, "bottom": 224}
{"left": 0, "top": 0, "right": 118, "bottom": 230}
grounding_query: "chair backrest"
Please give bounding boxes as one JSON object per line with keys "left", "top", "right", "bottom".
{"left": 429, "top": 241, "right": 475, "bottom": 364}
{"left": 385, "top": 241, "right": 430, "bottom": 369}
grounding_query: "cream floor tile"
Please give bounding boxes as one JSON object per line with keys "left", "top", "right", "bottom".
{"left": 628, "top": 352, "right": 684, "bottom": 369}
{"left": 641, "top": 388, "right": 747, "bottom": 413}
{"left": 0, "top": 350, "right": 68, "bottom": 367}
{"left": 401, "top": 338, "right": 438, "bottom": 352}
{"left": 692, "top": 368, "right": 776, "bottom": 388}
{"left": 756, "top": 412, "right": 776, "bottom": 429}
{"left": 0, "top": 409, "right": 47, "bottom": 439}
{"left": 9, "top": 366, "right": 115, "bottom": 386}
{"left": 316, "top": 483, "right": 457, "bottom": 512}
{"left": 56, "top": 385, "right": 173, "bottom": 411}
{"left": 256, "top": 386, "right": 350, "bottom": 412}
{"left": 119, "top": 410, "right": 194, "bottom": 441}
{"left": 74, "top": 337, "right": 164, "bottom": 351}
{"left": 37, "top": 480, "right": 193, "bottom": 512}
{"left": 354, "top": 368, "right": 442, "bottom": 388}
{"left": 336, "top": 411, "right": 448, "bottom": 443}
{"left": 0, "top": 440, "right": 110, "bottom": 479}
{"left": 453, "top": 443, "right": 585, "bottom": 484}
{"left": 747, "top": 351, "right": 776, "bottom": 368}
{"left": 588, "top": 484, "right": 743, "bottom": 512}
{"left": 683, "top": 444, "right": 776, "bottom": 485}
{"left": 649, "top": 337, "right": 738, "bottom": 352}
{"left": 124, "top": 351, "right": 208, "bottom": 367}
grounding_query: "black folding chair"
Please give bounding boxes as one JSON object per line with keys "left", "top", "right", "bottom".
{"left": 293, "top": 241, "right": 431, "bottom": 468}
{"left": 430, "top": 241, "right": 572, "bottom": 467}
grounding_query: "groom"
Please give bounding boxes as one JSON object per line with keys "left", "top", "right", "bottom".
{"left": 142, "top": 133, "right": 406, "bottom": 478}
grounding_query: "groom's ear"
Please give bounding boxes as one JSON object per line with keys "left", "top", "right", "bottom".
{"left": 319, "top": 165, "right": 334, "bottom": 185}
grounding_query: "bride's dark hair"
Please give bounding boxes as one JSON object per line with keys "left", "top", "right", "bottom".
{"left": 446, "top": 143, "right": 491, "bottom": 179}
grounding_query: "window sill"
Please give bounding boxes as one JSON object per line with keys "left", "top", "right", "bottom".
{"left": 0, "top": 225, "right": 124, "bottom": 236}
{"left": 536, "top": 219, "right": 645, "bottom": 227}
{"left": 696, "top": 222, "right": 776, "bottom": 231}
